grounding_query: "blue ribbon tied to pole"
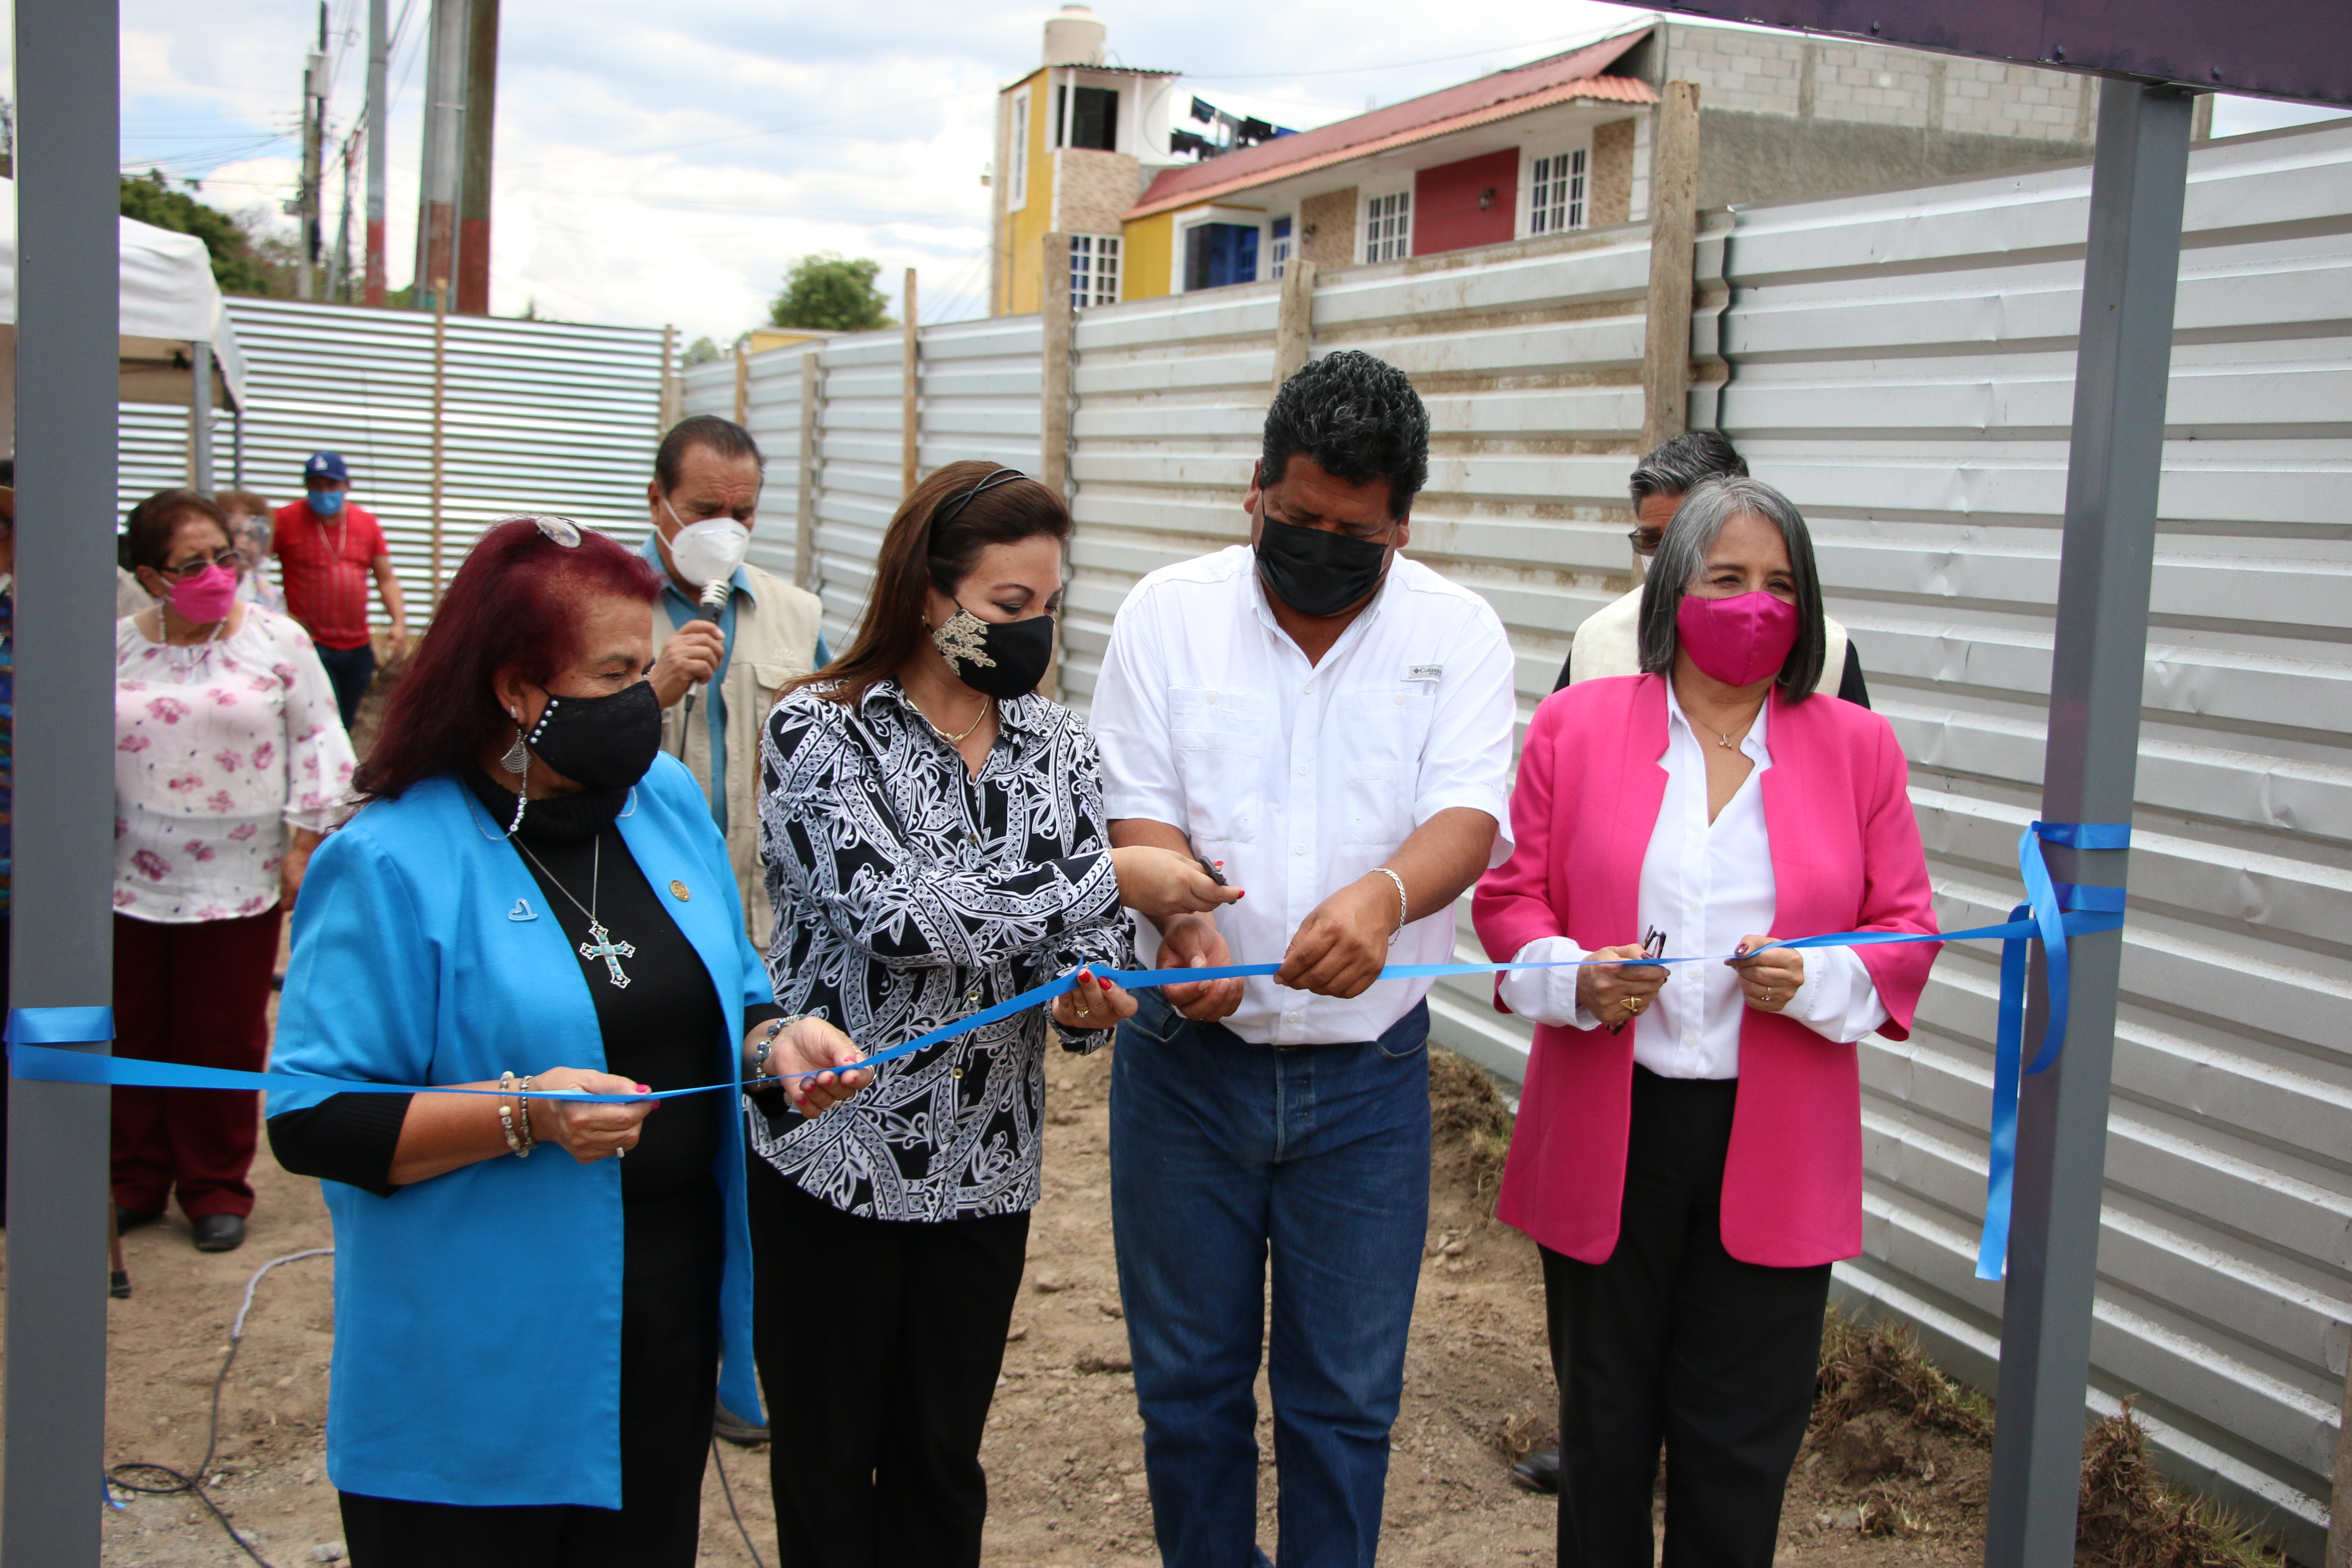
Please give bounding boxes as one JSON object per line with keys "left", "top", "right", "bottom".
{"left": 6, "top": 820, "right": 2127, "bottom": 1283}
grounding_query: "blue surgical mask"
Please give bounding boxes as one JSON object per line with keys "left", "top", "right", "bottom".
{"left": 309, "top": 489, "right": 346, "bottom": 517}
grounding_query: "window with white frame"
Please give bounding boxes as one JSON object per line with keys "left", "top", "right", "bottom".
{"left": 1009, "top": 90, "right": 1031, "bottom": 210}
{"left": 1529, "top": 147, "right": 1586, "bottom": 234}
{"left": 1270, "top": 215, "right": 1293, "bottom": 279}
{"left": 1363, "top": 189, "right": 1411, "bottom": 263}
{"left": 1070, "top": 233, "right": 1121, "bottom": 308}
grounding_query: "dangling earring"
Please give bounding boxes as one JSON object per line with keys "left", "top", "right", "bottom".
{"left": 501, "top": 711, "right": 530, "bottom": 836}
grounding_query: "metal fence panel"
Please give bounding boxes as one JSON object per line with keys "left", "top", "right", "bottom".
{"left": 117, "top": 298, "right": 665, "bottom": 628}
{"left": 1711, "top": 122, "right": 2352, "bottom": 1556}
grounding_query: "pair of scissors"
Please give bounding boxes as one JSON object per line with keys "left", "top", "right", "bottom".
{"left": 1606, "top": 927, "right": 1669, "bottom": 1035}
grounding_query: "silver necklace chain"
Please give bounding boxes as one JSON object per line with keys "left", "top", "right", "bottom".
{"left": 511, "top": 833, "right": 637, "bottom": 988}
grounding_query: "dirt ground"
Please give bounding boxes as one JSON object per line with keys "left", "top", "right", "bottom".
{"left": 41, "top": 1041, "right": 2007, "bottom": 1568}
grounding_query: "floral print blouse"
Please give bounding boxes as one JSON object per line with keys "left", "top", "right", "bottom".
{"left": 753, "top": 680, "right": 1136, "bottom": 1222}
{"left": 113, "top": 607, "right": 356, "bottom": 924}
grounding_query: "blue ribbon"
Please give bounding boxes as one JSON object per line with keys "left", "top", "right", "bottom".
{"left": 1973, "top": 820, "right": 2129, "bottom": 1283}
{"left": 9, "top": 828, "right": 2128, "bottom": 1284}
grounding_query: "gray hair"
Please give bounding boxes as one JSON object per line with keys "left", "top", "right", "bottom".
{"left": 1635, "top": 475, "right": 1827, "bottom": 700}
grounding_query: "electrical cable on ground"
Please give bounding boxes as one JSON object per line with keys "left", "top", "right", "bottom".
{"left": 710, "top": 1435, "right": 770, "bottom": 1568}
{"left": 104, "top": 1247, "right": 337, "bottom": 1568}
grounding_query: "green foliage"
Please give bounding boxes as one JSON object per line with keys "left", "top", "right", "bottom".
{"left": 681, "top": 335, "right": 724, "bottom": 367}
{"left": 769, "top": 253, "right": 894, "bottom": 332}
{"left": 118, "top": 170, "right": 292, "bottom": 299}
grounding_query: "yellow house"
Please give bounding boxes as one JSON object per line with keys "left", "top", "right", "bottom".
{"left": 990, "top": 6, "right": 1182, "bottom": 318}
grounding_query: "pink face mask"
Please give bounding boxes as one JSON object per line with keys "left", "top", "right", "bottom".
{"left": 1675, "top": 589, "right": 1800, "bottom": 687}
{"left": 168, "top": 564, "right": 239, "bottom": 623}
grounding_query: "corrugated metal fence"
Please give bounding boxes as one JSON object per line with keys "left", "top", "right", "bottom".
{"left": 118, "top": 298, "right": 665, "bottom": 625}
{"left": 121, "top": 117, "right": 2352, "bottom": 1550}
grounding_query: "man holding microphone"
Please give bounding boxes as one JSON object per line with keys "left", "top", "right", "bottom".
{"left": 642, "top": 414, "right": 828, "bottom": 951}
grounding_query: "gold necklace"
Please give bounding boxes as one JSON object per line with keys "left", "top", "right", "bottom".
{"left": 1702, "top": 700, "right": 1766, "bottom": 750}
{"left": 915, "top": 690, "right": 991, "bottom": 745}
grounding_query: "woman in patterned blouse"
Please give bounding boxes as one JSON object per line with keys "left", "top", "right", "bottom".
{"left": 751, "top": 459, "right": 1237, "bottom": 1566}
{"left": 112, "top": 489, "right": 356, "bottom": 1253}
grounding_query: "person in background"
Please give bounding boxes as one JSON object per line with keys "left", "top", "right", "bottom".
{"left": 750, "top": 460, "right": 1231, "bottom": 1566}
{"left": 113, "top": 489, "right": 357, "bottom": 1253}
{"left": 637, "top": 413, "right": 829, "bottom": 1448}
{"left": 218, "top": 489, "right": 286, "bottom": 612}
{"left": 1090, "top": 351, "right": 1519, "bottom": 1568}
{"left": 1551, "top": 432, "right": 1869, "bottom": 704}
{"left": 1475, "top": 476, "right": 1937, "bottom": 1565}
{"left": 643, "top": 415, "right": 828, "bottom": 956}
{"left": 264, "top": 515, "right": 867, "bottom": 1565}
{"left": 274, "top": 451, "right": 409, "bottom": 731}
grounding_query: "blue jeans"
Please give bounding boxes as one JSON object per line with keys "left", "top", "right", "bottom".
{"left": 1110, "top": 990, "right": 1431, "bottom": 1568}
{"left": 312, "top": 640, "right": 376, "bottom": 733}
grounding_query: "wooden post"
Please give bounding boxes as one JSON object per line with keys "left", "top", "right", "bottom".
{"left": 796, "top": 348, "right": 821, "bottom": 595}
{"left": 1272, "top": 259, "right": 1317, "bottom": 394}
{"left": 1040, "top": 233, "right": 1075, "bottom": 702}
{"left": 901, "top": 268, "right": 920, "bottom": 498}
{"left": 733, "top": 337, "right": 750, "bottom": 425}
{"left": 1040, "top": 233, "right": 1073, "bottom": 500}
{"left": 2329, "top": 1351, "right": 2352, "bottom": 1568}
{"left": 429, "top": 281, "right": 450, "bottom": 610}
{"left": 1639, "top": 80, "right": 1702, "bottom": 454}
{"left": 658, "top": 323, "right": 680, "bottom": 432}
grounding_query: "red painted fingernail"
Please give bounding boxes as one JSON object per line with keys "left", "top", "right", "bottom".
{"left": 1235, "top": 890, "right": 1246, "bottom": 900}
{"left": 636, "top": 1084, "right": 650, "bottom": 1093}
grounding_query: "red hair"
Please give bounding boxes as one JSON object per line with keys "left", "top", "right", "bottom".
{"left": 352, "top": 518, "right": 661, "bottom": 802}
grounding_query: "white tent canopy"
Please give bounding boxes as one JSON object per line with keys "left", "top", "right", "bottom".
{"left": 0, "top": 175, "right": 251, "bottom": 441}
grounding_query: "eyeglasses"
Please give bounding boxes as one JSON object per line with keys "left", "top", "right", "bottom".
{"left": 494, "top": 513, "right": 583, "bottom": 547}
{"left": 1626, "top": 529, "right": 1662, "bottom": 557}
{"left": 151, "top": 550, "right": 242, "bottom": 580}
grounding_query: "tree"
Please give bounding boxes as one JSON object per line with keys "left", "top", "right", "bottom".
{"left": 769, "top": 253, "right": 893, "bottom": 332}
{"left": 118, "top": 170, "right": 292, "bottom": 298}
{"left": 681, "top": 335, "right": 724, "bottom": 367}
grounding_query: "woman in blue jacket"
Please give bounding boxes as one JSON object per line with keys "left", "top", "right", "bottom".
{"left": 267, "top": 515, "right": 868, "bottom": 1567}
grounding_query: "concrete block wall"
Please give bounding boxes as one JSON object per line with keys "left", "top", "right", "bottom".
{"left": 1660, "top": 22, "right": 2091, "bottom": 144}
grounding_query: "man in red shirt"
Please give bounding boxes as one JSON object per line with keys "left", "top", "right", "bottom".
{"left": 273, "top": 451, "right": 409, "bottom": 730}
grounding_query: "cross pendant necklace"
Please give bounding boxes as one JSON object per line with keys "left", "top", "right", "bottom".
{"left": 515, "top": 834, "right": 637, "bottom": 988}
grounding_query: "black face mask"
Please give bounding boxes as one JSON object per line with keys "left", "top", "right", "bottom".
{"left": 1254, "top": 509, "right": 1393, "bottom": 619}
{"left": 931, "top": 605, "right": 1057, "bottom": 700}
{"left": 525, "top": 679, "right": 663, "bottom": 791}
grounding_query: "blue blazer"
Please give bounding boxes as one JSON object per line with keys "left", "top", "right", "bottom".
{"left": 268, "top": 755, "right": 769, "bottom": 1509}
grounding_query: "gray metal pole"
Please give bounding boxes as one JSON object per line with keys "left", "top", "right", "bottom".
{"left": 1982, "top": 78, "right": 2195, "bottom": 1568}
{"left": 4, "top": 1, "right": 122, "bottom": 1563}
{"left": 190, "top": 341, "right": 214, "bottom": 494}
{"left": 365, "top": 0, "right": 389, "bottom": 305}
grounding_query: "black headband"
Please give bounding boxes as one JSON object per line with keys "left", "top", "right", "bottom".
{"left": 929, "top": 468, "right": 1029, "bottom": 535}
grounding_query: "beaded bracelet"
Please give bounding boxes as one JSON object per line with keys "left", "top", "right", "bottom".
{"left": 496, "top": 1072, "right": 524, "bottom": 1155}
{"left": 515, "top": 1075, "right": 537, "bottom": 1157}
{"left": 753, "top": 1015, "right": 808, "bottom": 1080}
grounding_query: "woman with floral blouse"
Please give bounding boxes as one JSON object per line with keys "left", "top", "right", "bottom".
{"left": 112, "top": 489, "right": 355, "bottom": 1252}
{"left": 751, "top": 460, "right": 1237, "bottom": 1567}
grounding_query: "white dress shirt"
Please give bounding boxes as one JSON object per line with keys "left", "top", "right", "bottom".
{"left": 1092, "top": 545, "right": 1518, "bottom": 1046}
{"left": 1497, "top": 681, "right": 1886, "bottom": 1073}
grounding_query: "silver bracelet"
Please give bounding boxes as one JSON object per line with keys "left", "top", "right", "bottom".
{"left": 752, "top": 1015, "right": 805, "bottom": 1080}
{"left": 1371, "top": 867, "right": 1409, "bottom": 937}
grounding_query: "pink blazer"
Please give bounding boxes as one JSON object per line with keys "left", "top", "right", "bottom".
{"left": 1472, "top": 674, "right": 1939, "bottom": 1268}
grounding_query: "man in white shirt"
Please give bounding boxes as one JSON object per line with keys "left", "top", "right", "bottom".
{"left": 1091, "top": 350, "right": 1518, "bottom": 1568}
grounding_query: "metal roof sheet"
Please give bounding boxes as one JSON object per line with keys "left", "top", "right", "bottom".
{"left": 1127, "top": 28, "right": 1655, "bottom": 219}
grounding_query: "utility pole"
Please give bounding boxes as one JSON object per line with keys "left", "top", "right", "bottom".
{"left": 331, "top": 129, "right": 356, "bottom": 300}
{"left": 456, "top": 0, "right": 499, "bottom": 314}
{"left": 414, "top": 0, "right": 468, "bottom": 313}
{"left": 294, "top": 2, "right": 327, "bottom": 300}
{"left": 364, "top": 0, "right": 388, "bottom": 304}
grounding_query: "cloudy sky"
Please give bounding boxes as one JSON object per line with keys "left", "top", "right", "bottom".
{"left": 95, "top": 1, "right": 2352, "bottom": 341}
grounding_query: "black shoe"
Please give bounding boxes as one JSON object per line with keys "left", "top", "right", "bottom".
{"left": 115, "top": 1205, "right": 164, "bottom": 1235}
{"left": 110, "top": 1269, "right": 133, "bottom": 1299}
{"left": 1511, "top": 1443, "right": 1561, "bottom": 1494}
{"left": 713, "top": 1401, "right": 769, "bottom": 1447}
{"left": 192, "top": 1214, "right": 246, "bottom": 1253}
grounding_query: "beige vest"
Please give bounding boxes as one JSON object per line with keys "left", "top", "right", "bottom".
{"left": 1568, "top": 585, "right": 1847, "bottom": 689}
{"left": 657, "top": 561, "right": 826, "bottom": 949}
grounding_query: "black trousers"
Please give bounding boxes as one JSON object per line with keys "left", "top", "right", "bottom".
{"left": 339, "top": 1196, "right": 723, "bottom": 1568}
{"left": 747, "top": 1157, "right": 1029, "bottom": 1568}
{"left": 1542, "top": 1068, "right": 1831, "bottom": 1568}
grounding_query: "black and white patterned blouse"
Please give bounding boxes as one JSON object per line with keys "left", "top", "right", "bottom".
{"left": 752, "top": 680, "right": 1135, "bottom": 1222}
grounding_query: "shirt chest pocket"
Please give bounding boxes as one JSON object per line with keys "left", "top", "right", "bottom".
{"left": 1337, "top": 689, "right": 1435, "bottom": 850}
{"left": 1168, "top": 687, "right": 1269, "bottom": 846}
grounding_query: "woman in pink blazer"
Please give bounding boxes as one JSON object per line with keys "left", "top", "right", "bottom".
{"left": 1473, "top": 476, "right": 1938, "bottom": 1568}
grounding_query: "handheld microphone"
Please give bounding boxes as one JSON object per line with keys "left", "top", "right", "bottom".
{"left": 679, "top": 577, "right": 730, "bottom": 757}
